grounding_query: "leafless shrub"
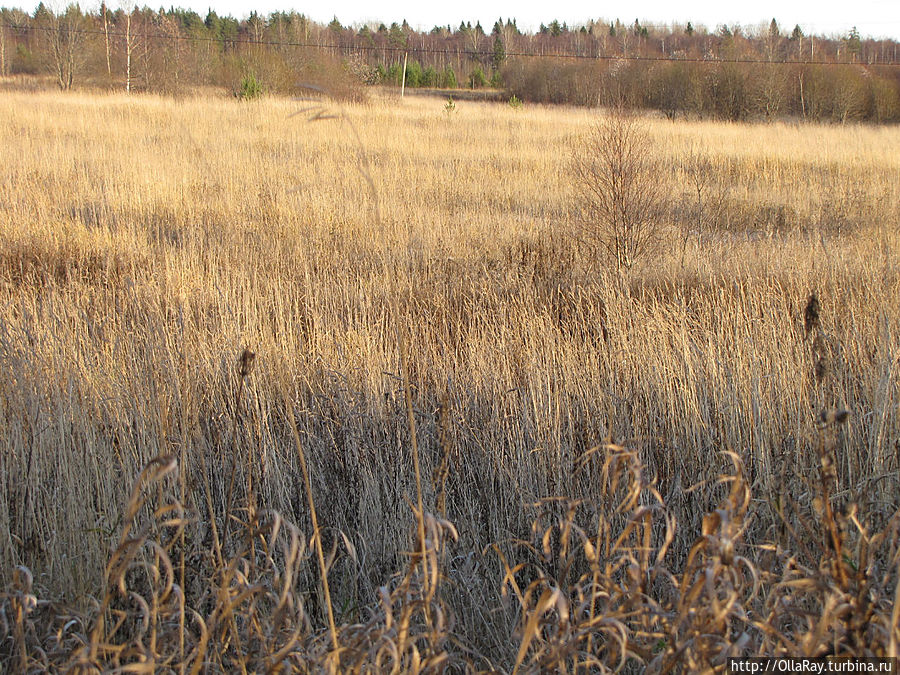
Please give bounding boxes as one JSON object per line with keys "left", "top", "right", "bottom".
{"left": 675, "top": 143, "right": 730, "bottom": 265}
{"left": 572, "top": 107, "right": 669, "bottom": 273}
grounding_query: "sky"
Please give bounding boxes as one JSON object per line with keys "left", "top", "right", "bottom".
{"left": 172, "top": 0, "right": 900, "bottom": 40}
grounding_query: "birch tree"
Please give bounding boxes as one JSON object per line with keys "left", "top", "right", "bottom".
{"left": 43, "top": 4, "right": 85, "bottom": 90}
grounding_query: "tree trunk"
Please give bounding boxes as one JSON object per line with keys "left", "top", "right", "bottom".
{"left": 65, "top": 18, "right": 76, "bottom": 89}
{"left": 54, "top": 33, "right": 67, "bottom": 89}
{"left": 125, "top": 13, "right": 132, "bottom": 93}
{"left": 0, "top": 25, "right": 6, "bottom": 76}
{"left": 103, "top": 4, "right": 111, "bottom": 77}
{"left": 0, "top": 24, "right": 6, "bottom": 77}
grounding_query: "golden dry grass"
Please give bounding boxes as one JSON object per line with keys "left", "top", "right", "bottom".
{"left": 1, "top": 90, "right": 899, "bottom": 671}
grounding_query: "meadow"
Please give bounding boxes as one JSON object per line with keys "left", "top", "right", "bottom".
{"left": 1, "top": 89, "right": 899, "bottom": 671}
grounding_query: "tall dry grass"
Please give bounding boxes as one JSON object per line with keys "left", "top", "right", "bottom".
{"left": 0, "top": 90, "right": 899, "bottom": 670}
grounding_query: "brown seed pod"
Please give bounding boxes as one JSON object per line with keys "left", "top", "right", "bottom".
{"left": 804, "top": 293, "right": 820, "bottom": 335}
{"left": 239, "top": 347, "right": 256, "bottom": 378}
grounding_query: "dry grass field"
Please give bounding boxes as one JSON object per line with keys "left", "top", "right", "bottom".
{"left": 1, "top": 90, "right": 900, "bottom": 671}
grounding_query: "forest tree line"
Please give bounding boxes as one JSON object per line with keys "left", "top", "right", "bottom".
{"left": 1, "top": 4, "right": 899, "bottom": 121}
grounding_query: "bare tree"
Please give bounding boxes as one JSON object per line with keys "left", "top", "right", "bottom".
{"left": 124, "top": 7, "right": 134, "bottom": 92}
{"left": 44, "top": 4, "right": 85, "bottom": 90}
{"left": 122, "top": 5, "right": 147, "bottom": 93}
{"left": 158, "top": 12, "right": 181, "bottom": 92}
{"left": 833, "top": 66, "right": 868, "bottom": 123}
{"left": 676, "top": 143, "right": 729, "bottom": 266}
{"left": 247, "top": 10, "right": 264, "bottom": 46}
{"left": 756, "top": 63, "right": 787, "bottom": 118}
{"left": 101, "top": 1, "right": 111, "bottom": 77}
{"left": 572, "top": 106, "right": 668, "bottom": 273}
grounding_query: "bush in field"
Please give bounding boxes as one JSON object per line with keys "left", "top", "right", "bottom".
{"left": 572, "top": 107, "right": 668, "bottom": 272}
{"left": 236, "top": 73, "right": 262, "bottom": 100}
{"left": 441, "top": 65, "right": 458, "bottom": 88}
{"left": 386, "top": 62, "right": 403, "bottom": 86}
{"left": 422, "top": 65, "right": 437, "bottom": 87}
{"left": 468, "top": 65, "right": 487, "bottom": 88}
{"left": 404, "top": 59, "right": 423, "bottom": 88}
